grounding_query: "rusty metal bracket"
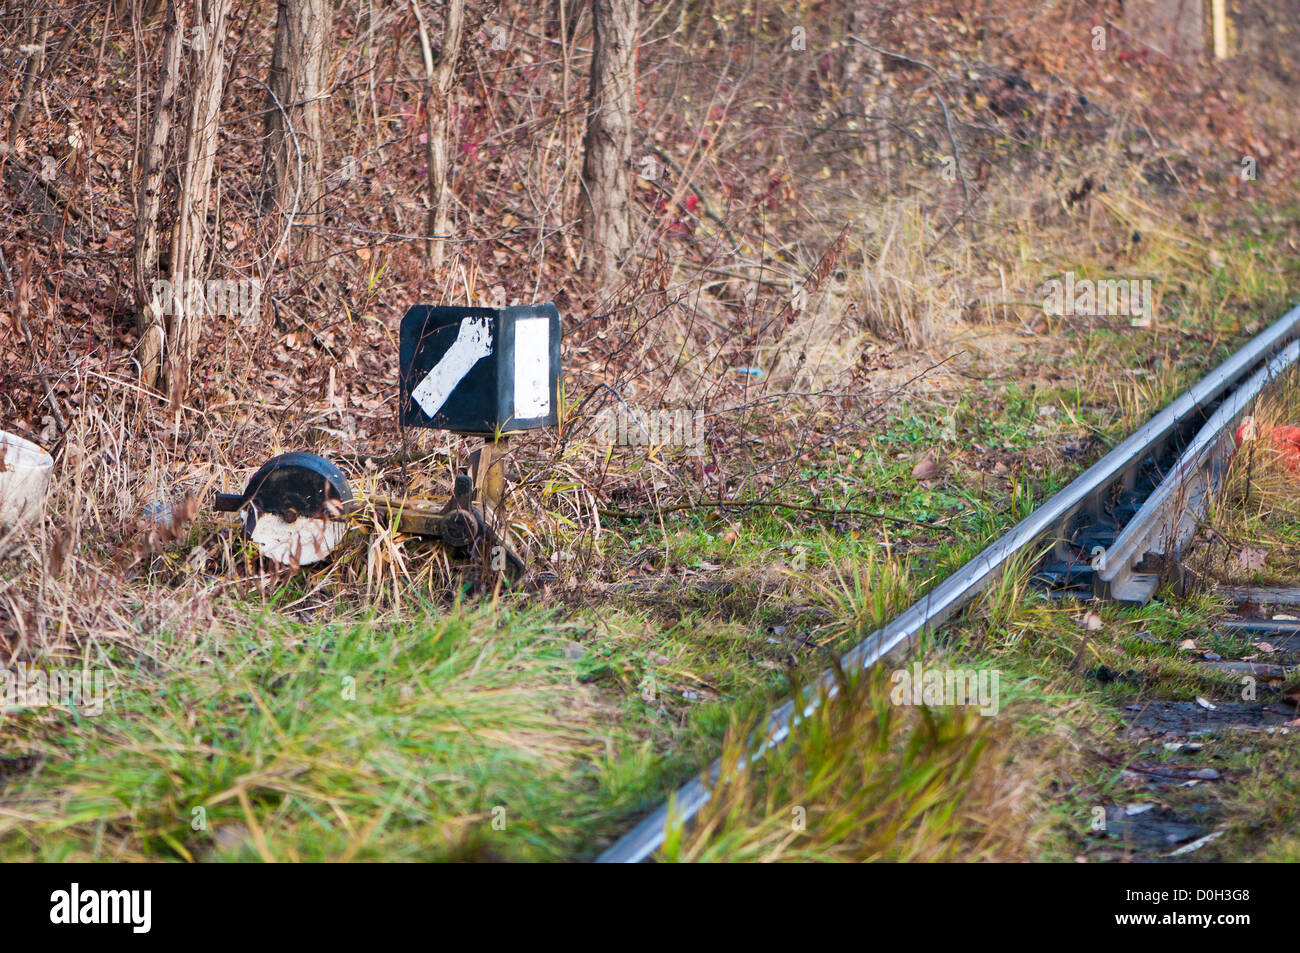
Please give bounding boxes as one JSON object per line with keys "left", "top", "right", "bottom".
{"left": 357, "top": 476, "right": 525, "bottom": 581}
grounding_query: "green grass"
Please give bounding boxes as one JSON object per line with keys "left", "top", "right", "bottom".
{"left": 1, "top": 603, "right": 716, "bottom": 861}
{"left": 661, "top": 664, "right": 1042, "bottom": 862}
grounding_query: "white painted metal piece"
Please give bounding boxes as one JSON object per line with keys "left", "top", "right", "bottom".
{"left": 246, "top": 510, "right": 348, "bottom": 566}
{"left": 411, "top": 316, "right": 493, "bottom": 420}
{"left": 513, "top": 316, "right": 551, "bottom": 418}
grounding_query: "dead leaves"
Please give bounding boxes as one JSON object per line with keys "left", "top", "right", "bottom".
{"left": 1078, "top": 610, "right": 1104, "bottom": 632}
{"left": 911, "top": 452, "right": 946, "bottom": 481}
{"left": 1235, "top": 547, "right": 1268, "bottom": 573}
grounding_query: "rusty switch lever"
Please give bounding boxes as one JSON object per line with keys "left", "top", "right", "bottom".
{"left": 212, "top": 453, "right": 524, "bottom": 580}
{"left": 349, "top": 481, "right": 525, "bottom": 581}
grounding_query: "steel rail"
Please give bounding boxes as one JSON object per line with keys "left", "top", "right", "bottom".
{"left": 596, "top": 305, "right": 1300, "bottom": 864}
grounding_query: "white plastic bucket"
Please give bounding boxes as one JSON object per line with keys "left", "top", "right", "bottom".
{"left": 0, "top": 430, "right": 53, "bottom": 527}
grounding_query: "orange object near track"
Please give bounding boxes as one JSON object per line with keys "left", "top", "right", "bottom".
{"left": 1233, "top": 416, "right": 1300, "bottom": 475}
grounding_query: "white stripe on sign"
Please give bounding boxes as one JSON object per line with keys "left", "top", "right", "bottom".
{"left": 514, "top": 317, "right": 551, "bottom": 418}
{"left": 411, "top": 316, "right": 493, "bottom": 419}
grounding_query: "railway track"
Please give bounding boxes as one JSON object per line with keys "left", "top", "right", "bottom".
{"left": 598, "top": 305, "right": 1300, "bottom": 864}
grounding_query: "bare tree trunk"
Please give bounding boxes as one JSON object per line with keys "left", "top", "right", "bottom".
{"left": 260, "top": 0, "right": 329, "bottom": 265}
{"left": 165, "top": 0, "right": 231, "bottom": 400}
{"left": 134, "top": 1, "right": 187, "bottom": 390}
{"left": 7, "top": 8, "right": 50, "bottom": 155}
{"left": 581, "top": 0, "right": 637, "bottom": 287}
{"left": 133, "top": 0, "right": 230, "bottom": 396}
{"left": 410, "top": 0, "right": 465, "bottom": 271}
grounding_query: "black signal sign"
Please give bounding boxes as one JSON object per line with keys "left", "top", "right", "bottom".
{"left": 399, "top": 303, "right": 561, "bottom": 435}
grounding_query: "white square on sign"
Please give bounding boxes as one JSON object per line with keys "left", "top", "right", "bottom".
{"left": 514, "top": 317, "right": 550, "bottom": 418}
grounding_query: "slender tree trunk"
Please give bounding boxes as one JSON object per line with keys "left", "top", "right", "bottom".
{"left": 6, "top": 8, "right": 50, "bottom": 155}
{"left": 581, "top": 0, "right": 637, "bottom": 286}
{"left": 410, "top": 0, "right": 465, "bottom": 271}
{"left": 165, "top": 0, "right": 231, "bottom": 400}
{"left": 132, "top": 0, "right": 230, "bottom": 397}
{"left": 260, "top": 0, "right": 329, "bottom": 265}
{"left": 134, "top": 1, "right": 187, "bottom": 390}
